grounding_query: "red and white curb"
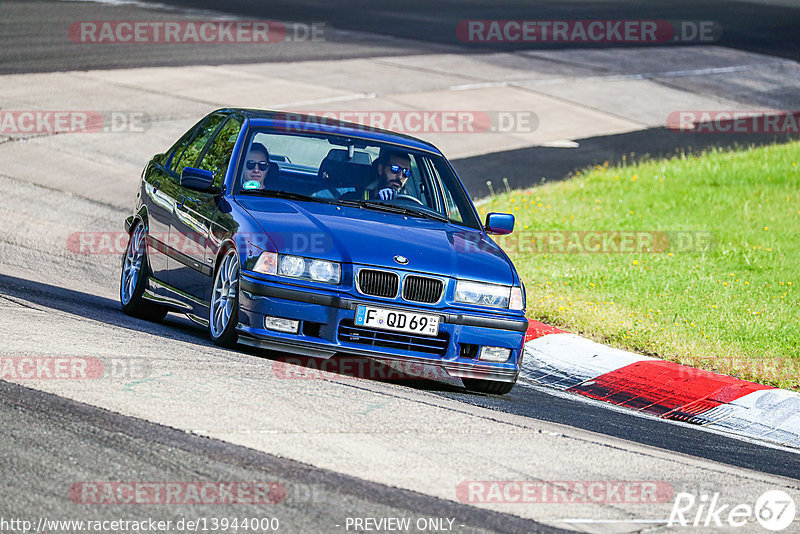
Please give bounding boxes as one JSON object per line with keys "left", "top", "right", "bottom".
{"left": 520, "top": 320, "right": 800, "bottom": 450}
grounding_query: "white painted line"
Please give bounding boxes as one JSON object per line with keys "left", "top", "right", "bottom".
{"left": 333, "top": 29, "right": 396, "bottom": 42}
{"left": 562, "top": 519, "right": 668, "bottom": 524}
{"left": 448, "top": 66, "right": 758, "bottom": 91}
{"left": 58, "top": 0, "right": 240, "bottom": 19}
{"left": 538, "top": 140, "right": 580, "bottom": 148}
{"left": 510, "top": 63, "right": 788, "bottom": 87}
{"left": 449, "top": 81, "right": 510, "bottom": 91}
{"left": 655, "top": 65, "right": 754, "bottom": 78}
{"left": 274, "top": 92, "right": 377, "bottom": 109}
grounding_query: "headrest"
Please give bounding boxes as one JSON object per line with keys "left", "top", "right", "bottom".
{"left": 318, "top": 149, "right": 374, "bottom": 188}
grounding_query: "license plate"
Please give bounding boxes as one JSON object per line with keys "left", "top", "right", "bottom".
{"left": 354, "top": 305, "right": 440, "bottom": 337}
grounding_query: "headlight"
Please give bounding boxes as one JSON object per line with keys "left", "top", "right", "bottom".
{"left": 253, "top": 252, "right": 340, "bottom": 285}
{"left": 455, "top": 280, "right": 524, "bottom": 310}
{"left": 309, "top": 260, "right": 337, "bottom": 282}
{"left": 455, "top": 280, "right": 510, "bottom": 308}
{"left": 279, "top": 255, "right": 305, "bottom": 277}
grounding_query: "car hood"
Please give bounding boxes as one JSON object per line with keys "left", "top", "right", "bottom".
{"left": 236, "top": 196, "right": 515, "bottom": 284}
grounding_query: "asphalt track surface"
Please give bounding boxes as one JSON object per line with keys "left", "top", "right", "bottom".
{"left": 2, "top": 1, "right": 800, "bottom": 532}
{"left": 2, "top": 0, "right": 799, "bottom": 74}
{"left": 160, "top": 0, "right": 800, "bottom": 61}
{"left": 0, "top": 380, "right": 563, "bottom": 534}
{"left": 1, "top": 270, "right": 799, "bottom": 482}
{"left": 0, "top": 270, "right": 799, "bottom": 532}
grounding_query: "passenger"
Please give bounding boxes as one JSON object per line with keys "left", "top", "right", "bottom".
{"left": 243, "top": 142, "right": 270, "bottom": 187}
{"left": 361, "top": 148, "right": 412, "bottom": 200}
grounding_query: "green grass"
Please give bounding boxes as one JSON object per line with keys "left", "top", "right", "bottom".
{"left": 480, "top": 141, "right": 800, "bottom": 389}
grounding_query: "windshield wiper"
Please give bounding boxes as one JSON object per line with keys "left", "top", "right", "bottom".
{"left": 402, "top": 206, "right": 450, "bottom": 223}
{"left": 343, "top": 199, "right": 450, "bottom": 223}
{"left": 239, "top": 189, "right": 332, "bottom": 204}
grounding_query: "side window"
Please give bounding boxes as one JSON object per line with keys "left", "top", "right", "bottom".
{"left": 431, "top": 158, "right": 480, "bottom": 229}
{"left": 198, "top": 117, "right": 242, "bottom": 186}
{"left": 166, "top": 119, "right": 204, "bottom": 171}
{"left": 168, "top": 138, "right": 191, "bottom": 174}
{"left": 172, "top": 114, "right": 226, "bottom": 176}
{"left": 441, "top": 181, "right": 464, "bottom": 223}
{"left": 425, "top": 159, "right": 461, "bottom": 222}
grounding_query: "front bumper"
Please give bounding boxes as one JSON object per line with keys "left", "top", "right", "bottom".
{"left": 238, "top": 273, "right": 527, "bottom": 383}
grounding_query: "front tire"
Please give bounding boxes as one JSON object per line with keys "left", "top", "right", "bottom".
{"left": 209, "top": 247, "right": 240, "bottom": 348}
{"left": 462, "top": 378, "right": 516, "bottom": 395}
{"left": 120, "top": 222, "right": 167, "bottom": 322}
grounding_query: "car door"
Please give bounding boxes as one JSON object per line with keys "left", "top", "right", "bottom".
{"left": 170, "top": 114, "right": 242, "bottom": 301}
{"left": 141, "top": 119, "right": 204, "bottom": 282}
{"left": 162, "top": 112, "right": 227, "bottom": 297}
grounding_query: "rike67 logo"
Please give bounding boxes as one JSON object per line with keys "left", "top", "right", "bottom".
{"left": 669, "top": 490, "right": 796, "bottom": 531}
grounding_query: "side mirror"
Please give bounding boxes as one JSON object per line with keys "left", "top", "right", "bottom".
{"left": 485, "top": 212, "right": 514, "bottom": 235}
{"left": 181, "top": 167, "right": 221, "bottom": 194}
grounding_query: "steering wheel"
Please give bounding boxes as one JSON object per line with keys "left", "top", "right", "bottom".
{"left": 395, "top": 194, "right": 424, "bottom": 206}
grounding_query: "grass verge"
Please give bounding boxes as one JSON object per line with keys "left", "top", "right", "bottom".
{"left": 479, "top": 141, "right": 800, "bottom": 389}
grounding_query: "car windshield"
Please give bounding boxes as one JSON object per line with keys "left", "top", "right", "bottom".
{"left": 234, "top": 129, "right": 482, "bottom": 229}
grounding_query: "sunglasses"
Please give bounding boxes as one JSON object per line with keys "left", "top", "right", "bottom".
{"left": 390, "top": 164, "right": 412, "bottom": 178}
{"left": 246, "top": 160, "right": 269, "bottom": 171}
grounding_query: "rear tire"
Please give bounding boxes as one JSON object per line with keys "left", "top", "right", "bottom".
{"left": 462, "top": 378, "right": 515, "bottom": 395}
{"left": 209, "top": 247, "right": 240, "bottom": 348}
{"left": 120, "top": 222, "right": 168, "bottom": 322}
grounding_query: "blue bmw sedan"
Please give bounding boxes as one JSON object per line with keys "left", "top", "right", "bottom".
{"left": 121, "top": 109, "right": 527, "bottom": 394}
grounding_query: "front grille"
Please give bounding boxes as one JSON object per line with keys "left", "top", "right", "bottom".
{"left": 357, "top": 269, "right": 399, "bottom": 298}
{"left": 402, "top": 275, "right": 444, "bottom": 303}
{"left": 338, "top": 320, "right": 450, "bottom": 356}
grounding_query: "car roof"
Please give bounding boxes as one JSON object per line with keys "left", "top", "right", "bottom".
{"left": 222, "top": 108, "right": 443, "bottom": 155}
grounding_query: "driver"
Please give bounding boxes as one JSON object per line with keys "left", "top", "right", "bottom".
{"left": 243, "top": 142, "right": 270, "bottom": 187}
{"left": 361, "top": 148, "right": 412, "bottom": 200}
